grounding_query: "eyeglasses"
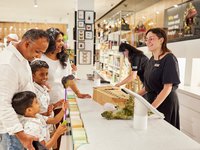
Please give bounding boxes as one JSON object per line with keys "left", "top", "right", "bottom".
{"left": 144, "top": 36, "right": 158, "bottom": 43}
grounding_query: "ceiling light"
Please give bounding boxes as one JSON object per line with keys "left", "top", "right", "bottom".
{"left": 34, "top": 0, "right": 38, "bottom": 8}
{"left": 174, "top": 4, "right": 178, "bottom": 8}
{"left": 156, "top": 11, "right": 160, "bottom": 14}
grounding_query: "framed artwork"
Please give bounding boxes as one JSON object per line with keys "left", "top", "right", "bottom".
{"left": 85, "top": 31, "right": 93, "bottom": 39}
{"left": 78, "top": 50, "right": 92, "bottom": 65}
{"left": 85, "top": 24, "right": 92, "bottom": 31}
{"left": 78, "top": 10, "right": 84, "bottom": 20}
{"left": 78, "top": 42, "right": 85, "bottom": 50}
{"left": 85, "top": 11, "right": 94, "bottom": 24}
{"left": 78, "top": 21, "right": 85, "bottom": 28}
{"left": 78, "top": 29, "right": 85, "bottom": 41}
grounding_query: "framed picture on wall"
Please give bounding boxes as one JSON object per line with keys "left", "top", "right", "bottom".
{"left": 85, "top": 31, "right": 93, "bottom": 39}
{"left": 78, "top": 42, "right": 85, "bottom": 50}
{"left": 78, "top": 10, "right": 84, "bottom": 20}
{"left": 85, "top": 24, "right": 92, "bottom": 31}
{"left": 78, "top": 21, "right": 85, "bottom": 28}
{"left": 78, "top": 50, "right": 92, "bottom": 65}
{"left": 85, "top": 11, "right": 94, "bottom": 24}
{"left": 78, "top": 29, "right": 85, "bottom": 41}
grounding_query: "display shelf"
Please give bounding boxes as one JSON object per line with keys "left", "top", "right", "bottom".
{"left": 93, "top": 69, "right": 112, "bottom": 83}
{"left": 95, "top": 11, "right": 134, "bottom": 84}
{"left": 66, "top": 90, "right": 89, "bottom": 150}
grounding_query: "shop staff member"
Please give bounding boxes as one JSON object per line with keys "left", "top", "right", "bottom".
{"left": 138, "top": 28, "right": 180, "bottom": 129}
{"left": 0, "top": 29, "right": 49, "bottom": 150}
{"left": 115, "top": 43, "right": 149, "bottom": 87}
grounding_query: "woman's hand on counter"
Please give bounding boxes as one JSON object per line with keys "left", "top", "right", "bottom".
{"left": 77, "top": 93, "right": 91, "bottom": 99}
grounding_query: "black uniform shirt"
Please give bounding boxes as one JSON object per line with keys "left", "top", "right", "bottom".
{"left": 144, "top": 53, "right": 180, "bottom": 94}
{"left": 130, "top": 54, "right": 149, "bottom": 83}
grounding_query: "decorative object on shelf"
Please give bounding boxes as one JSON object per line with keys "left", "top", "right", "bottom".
{"left": 111, "top": 25, "right": 118, "bottom": 32}
{"left": 85, "top": 31, "right": 93, "bottom": 39}
{"left": 121, "top": 18, "right": 130, "bottom": 31}
{"left": 85, "top": 24, "right": 92, "bottom": 31}
{"left": 78, "top": 21, "right": 85, "bottom": 28}
{"left": 85, "top": 11, "right": 94, "bottom": 24}
{"left": 78, "top": 29, "right": 85, "bottom": 41}
{"left": 135, "top": 21, "right": 146, "bottom": 33}
{"left": 78, "top": 42, "right": 85, "bottom": 50}
{"left": 78, "top": 10, "right": 85, "bottom": 20}
{"left": 78, "top": 50, "right": 91, "bottom": 65}
{"left": 134, "top": 20, "right": 147, "bottom": 47}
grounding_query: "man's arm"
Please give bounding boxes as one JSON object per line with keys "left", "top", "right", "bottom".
{"left": 0, "top": 65, "right": 37, "bottom": 149}
{"left": 15, "top": 131, "right": 38, "bottom": 150}
{"left": 0, "top": 65, "right": 23, "bottom": 134}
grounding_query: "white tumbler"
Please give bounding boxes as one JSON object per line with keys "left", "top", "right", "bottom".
{"left": 133, "top": 99, "right": 148, "bottom": 130}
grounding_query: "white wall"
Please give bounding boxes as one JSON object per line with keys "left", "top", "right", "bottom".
{"left": 168, "top": 39, "right": 200, "bottom": 86}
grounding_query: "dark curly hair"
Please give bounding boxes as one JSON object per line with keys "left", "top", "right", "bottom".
{"left": 119, "top": 43, "right": 143, "bottom": 64}
{"left": 45, "top": 28, "right": 68, "bottom": 68}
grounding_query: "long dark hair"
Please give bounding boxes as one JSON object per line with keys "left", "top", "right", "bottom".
{"left": 145, "top": 28, "right": 171, "bottom": 59}
{"left": 45, "top": 28, "right": 68, "bottom": 68}
{"left": 119, "top": 43, "right": 143, "bottom": 63}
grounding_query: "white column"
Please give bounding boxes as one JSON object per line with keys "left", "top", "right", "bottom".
{"left": 75, "top": 0, "right": 95, "bottom": 79}
{"left": 67, "top": 13, "right": 74, "bottom": 49}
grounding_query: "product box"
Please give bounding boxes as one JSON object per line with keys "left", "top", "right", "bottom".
{"left": 93, "top": 86, "right": 129, "bottom": 108}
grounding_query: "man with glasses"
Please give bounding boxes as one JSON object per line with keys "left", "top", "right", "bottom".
{"left": 0, "top": 29, "right": 49, "bottom": 150}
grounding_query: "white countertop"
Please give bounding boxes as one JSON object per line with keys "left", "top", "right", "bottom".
{"left": 61, "top": 79, "right": 200, "bottom": 150}
{"left": 178, "top": 85, "right": 200, "bottom": 100}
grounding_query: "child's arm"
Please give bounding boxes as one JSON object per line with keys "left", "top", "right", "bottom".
{"left": 53, "top": 99, "right": 64, "bottom": 109}
{"left": 45, "top": 124, "right": 67, "bottom": 149}
{"left": 40, "top": 104, "right": 54, "bottom": 116}
{"left": 46, "top": 101, "right": 68, "bottom": 124}
{"left": 40, "top": 140, "right": 46, "bottom": 147}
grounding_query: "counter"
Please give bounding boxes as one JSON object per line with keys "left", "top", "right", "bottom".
{"left": 60, "top": 79, "right": 200, "bottom": 150}
{"left": 178, "top": 85, "right": 200, "bottom": 100}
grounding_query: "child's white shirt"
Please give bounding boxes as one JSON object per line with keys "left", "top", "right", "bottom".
{"left": 40, "top": 55, "right": 72, "bottom": 104}
{"left": 19, "top": 114, "right": 50, "bottom": 142}
{"left": 34, "top": 82, "right": 50, "bottom": 113}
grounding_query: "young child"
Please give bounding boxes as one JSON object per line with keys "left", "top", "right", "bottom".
{"left": 30, "top": 60, "right": 63, "bottom": 116}
{"left": 12, "top": 91, "right": 67, "bottom": 149}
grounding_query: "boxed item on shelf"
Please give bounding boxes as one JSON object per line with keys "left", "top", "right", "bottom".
{"left": 93, "top": 86, "right": 129, "bottom": 107}
{"left": 71, "top": 118, "right": 83, "bottom": 128}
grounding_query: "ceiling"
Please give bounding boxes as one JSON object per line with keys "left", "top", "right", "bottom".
{"left": 0, "top": 0, "right": 122, "bottom": 24}
{"left": 0, "top": 0, "right": 160, "bottom": 24}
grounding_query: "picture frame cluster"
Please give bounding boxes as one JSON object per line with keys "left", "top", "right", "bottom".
{"left": 77, "top": 10, "right": 94, "bottom": 65}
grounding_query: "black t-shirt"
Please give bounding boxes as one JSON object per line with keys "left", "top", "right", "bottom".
{"left": 130, "top": 54, "right": 149, "bottom": 83}
{"left": 144, "top": 53, "right": 180, "bottom": 94}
